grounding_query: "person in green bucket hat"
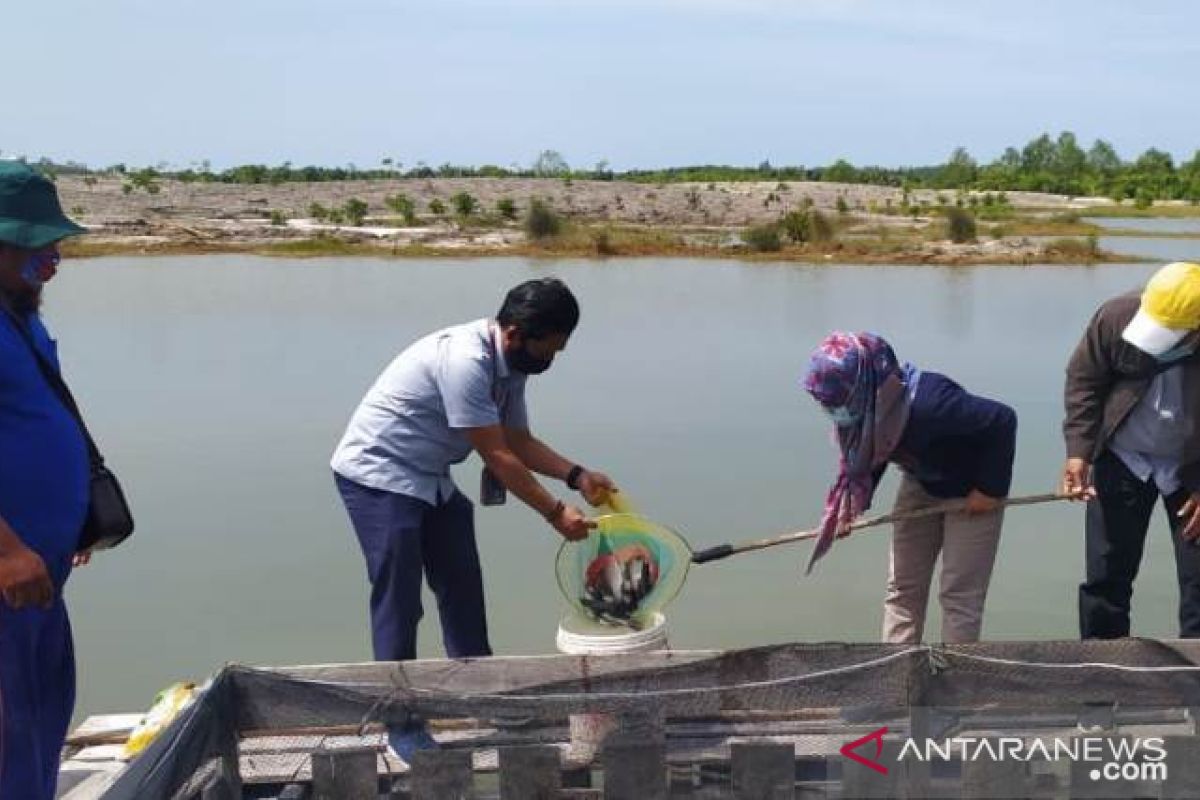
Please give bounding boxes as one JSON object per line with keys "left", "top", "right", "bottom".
{"left": 0, "top": 160, "right": 93, "bottom": 800}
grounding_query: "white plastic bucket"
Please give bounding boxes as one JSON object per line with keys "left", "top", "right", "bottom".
{"left": 556, "top": 613, "right": 669, "bottom": 760}
{"left": 555, "top": 612, "right": 668, "bottom": 655}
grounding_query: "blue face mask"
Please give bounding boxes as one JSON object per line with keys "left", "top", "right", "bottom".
{"left": 19, "top": 250, "right": 59, "bottom": 289}
{"left": 824, "top": 404, "right": 861, "bottom": 428}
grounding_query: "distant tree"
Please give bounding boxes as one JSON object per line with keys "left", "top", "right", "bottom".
{"left": 823, "top": 159, "right": 857, "bottom": 183}
{"left": 938, "top": 147, "right": 978, "bottom": 188}
{"left": 532, "top": 150, "right": 570, "bottom": 177}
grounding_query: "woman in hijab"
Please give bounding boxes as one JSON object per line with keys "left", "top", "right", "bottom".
{"left": 802, "top": 332, "right": 1017, "bottom": 644}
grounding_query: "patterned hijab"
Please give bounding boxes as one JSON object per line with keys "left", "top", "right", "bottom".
{"left": 801, "top": 332, "right": 918, "bottom": 573}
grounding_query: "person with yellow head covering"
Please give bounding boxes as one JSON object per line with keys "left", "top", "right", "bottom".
{"left": 1064, "top": 262, "right": 1200, "bottom": 638}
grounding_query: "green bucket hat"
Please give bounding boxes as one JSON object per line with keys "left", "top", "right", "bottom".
{"left": 0, "top": 161, "right": 86, "bottom": 249}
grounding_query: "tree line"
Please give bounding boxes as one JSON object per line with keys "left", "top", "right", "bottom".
{"left": 17, "top": 134, "right": 1200, "bottom": 203}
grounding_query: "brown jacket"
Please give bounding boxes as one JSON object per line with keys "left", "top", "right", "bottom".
{"left": 1064, "top": 290, "right": 1200, "bottom": 490}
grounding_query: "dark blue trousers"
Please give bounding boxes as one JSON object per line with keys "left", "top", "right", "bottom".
{"left": 1080, "top": 450, "right": 1200, "bottom": 638}
{"left": 0, "top": 596, "right": 75, "bottom": 800}
{"left": 335, "top": 474, "right": 492, "bottom": 661}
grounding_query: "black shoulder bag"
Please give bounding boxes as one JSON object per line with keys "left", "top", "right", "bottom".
{"left": 2, "top": 307, "right": 134, "bottom": 551}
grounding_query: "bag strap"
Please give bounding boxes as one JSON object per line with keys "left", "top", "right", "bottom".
{"left": 0, "top": 303, "right": 104, "bottom": 468}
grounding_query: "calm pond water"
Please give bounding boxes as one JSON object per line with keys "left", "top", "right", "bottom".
{"left": 1092, "top": 216, "right": 1200, "bottom": 235}
{"left": 47, "top": 246, "right": 1185, "bottom": 716}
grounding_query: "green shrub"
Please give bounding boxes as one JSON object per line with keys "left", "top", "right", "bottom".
{"left": 781, "top": 210, "right": 811, "bottom": 243}
{"left": 809, "top": 210, "right": 835, "bottom": 242}
{"left": 836, "top": 195, "right": 850, "bottom": 214}
{"left": 944, "top": 207, "right": 977, "bottom": 243}
{"left": 451, "top": 191, "right": 478, "bottom": 217}
{"left": 343, "top": 198, "right": 368, "bottom": 226}
{"left": 385, "top": 193, "right": 416, "bottom": 224}
{"left": 428, "top": 198, "right": 447, "bottom": 216}
{"left": 268, "top": 210, "right": 286, "bottom": 226}
{"left": 742, "top": 223, "right": 782, "bottom": 252}
{"left": 525, "top": 198, "right": 562, "bottom": 239}
{"left": 308, "top": 202, "right": 329, "bottom": 221}
{"left": 1046, "top": 235, "right": 1101, "bottom": 261}
{"left": 496, "top": 198, "right": 518, "bottom": 220}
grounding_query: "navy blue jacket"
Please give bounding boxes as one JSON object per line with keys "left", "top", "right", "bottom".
{"left": 884, "top": 371, "right": 1017, "bottom": 499}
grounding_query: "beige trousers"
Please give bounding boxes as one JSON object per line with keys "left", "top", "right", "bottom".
{"left": 882, "top": 474, "right": 1004, "bottom": 644}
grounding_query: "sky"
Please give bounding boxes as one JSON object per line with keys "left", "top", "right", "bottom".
{"left": 6, "top": 0, "right": 1199, "bottom": 170}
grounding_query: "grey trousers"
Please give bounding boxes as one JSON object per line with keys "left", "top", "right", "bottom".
{"left": 882, "top": 474, "right": 1005, "bottom": 644}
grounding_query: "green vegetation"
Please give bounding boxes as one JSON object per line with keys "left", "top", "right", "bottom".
{"left": 525, "top": 199, "right": 562, "bottom": 239}
{"left": 385, "top": 193, "right": 417, "bottom": 224}
{"left": 496, "top": 197, "right": 518, "bottom": 220}
{"left": 34, "top": 132, "right": 1200, "bottom": 207}
{"left": 1044, "top": 235, "right": 1102, "bottom": 262}
{"left": 781, "top": 209, "right": 834, "bottom": 243}
{"left": 742, "top": 223, "right": 783, "bottom": 252}
{"left": 451, "top": 191, "right": 478, "bottom": 217}
{"left": 944, "top": 208, "right": 977, "bottom": 243}
{"left": 268, "top": 210, "right": 287, "bottom": 226}
{"left": 428, "top": 198, "right": 447, "bottom": 216}
{"left": 343, "top": 198, "right": 368, "bottom": 226}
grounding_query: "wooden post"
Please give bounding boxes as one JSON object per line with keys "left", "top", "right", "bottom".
{"left": 499, "top": 745, "right": 561, "bottom": 799}
{"left": 1162, "top": 735, "right": 1200, "bottom": 799}
{"left": 731, "top": 742, "right": 794, "bottom": 799}
{"left": 411, "top": 749, "right": 474, "bottom": 800}
{"left": 602, "top": 741, "right": 667, "bottom": 800}
{"left": 311, "top": 746, "right": 378, "bottom": 800}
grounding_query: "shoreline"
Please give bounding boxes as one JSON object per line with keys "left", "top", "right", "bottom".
{"left": 53, "top": 175, "right": 1170, "bottom": 265}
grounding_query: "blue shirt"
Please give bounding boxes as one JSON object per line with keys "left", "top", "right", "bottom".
{"left": 887, "top": 371, "right": 1018, "bottom": 499}
{"left": 0, "top": 311, "right": 89, "bottom": 579}
{"left": 1110, "top": 365, "right": 1189, "bottom": 495}
{"left": 331, "top": 318, "right": 529, "bottom": 504}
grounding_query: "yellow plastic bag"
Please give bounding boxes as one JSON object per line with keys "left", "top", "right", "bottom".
{"left": 122, "top": 682, "right": 197, "bottom": 760}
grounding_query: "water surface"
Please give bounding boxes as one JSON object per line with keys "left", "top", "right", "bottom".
{"left": 50, "top": 250, "right": 1183, "bottom": 716}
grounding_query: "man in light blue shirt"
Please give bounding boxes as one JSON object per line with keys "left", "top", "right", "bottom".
{"left": 331, "top": 278, "right": 615, "bottom": 756}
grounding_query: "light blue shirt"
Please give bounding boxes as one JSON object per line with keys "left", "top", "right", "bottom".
{"left": 331, "top": 318, "right": 528, "bottom": 503}
{"left": 1110, "top": 365, "right": 1190, "bottom": 495}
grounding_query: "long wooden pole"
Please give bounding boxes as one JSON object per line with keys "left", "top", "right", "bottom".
{"left": 690, "top": 492, "right": 1068, "bottom": 565}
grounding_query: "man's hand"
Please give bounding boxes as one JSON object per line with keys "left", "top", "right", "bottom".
{"left": 0, "top": 544, "right": 54, "bottom": 610}
{"left": 964, "top": 489, "right": 1002, "bottom": 515}
{"left": 577, "top": 470, "right": 617, "bottom": 506}
{"left": 73, "top": 550, "right": 93, "bottom": 568}
{"left": 1179, "top": 493, "right": 1200, "bottom": 542}
{"left": 550, "top": 503, "right": 596, "bottom": 541}
{"left": 1061, "top": 457, "right": 1097, "bottom": 501}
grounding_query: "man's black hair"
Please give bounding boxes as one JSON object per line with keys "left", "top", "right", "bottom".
{"left": 497, "top": 278, "right": 579, "bottom": 339}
